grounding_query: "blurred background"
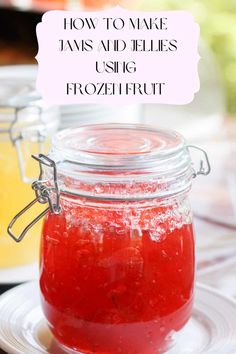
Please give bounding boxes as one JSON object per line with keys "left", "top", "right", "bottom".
{"left": 1, "top": 0, "right": 236, "bottom": 116}
{"left": 140, "top": 0, "right": 236, "bottom": 116}
{"left": 1, "top": 0, "right": 236, "bottom": 295}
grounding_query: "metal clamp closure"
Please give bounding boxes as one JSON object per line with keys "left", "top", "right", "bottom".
{"left": 188, "top": 145, "right": 211, "bottom": 178}
{"left": 7, "top": 154, "right": 61, "bottom": 243}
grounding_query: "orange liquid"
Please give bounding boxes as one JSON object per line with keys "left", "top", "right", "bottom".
{"left": 0, "top": 139, "right": 42, "bottom": 268}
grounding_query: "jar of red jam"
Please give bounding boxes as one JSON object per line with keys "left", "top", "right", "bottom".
{"left": 8, "top": 124, "right": 210, "bottom": 354}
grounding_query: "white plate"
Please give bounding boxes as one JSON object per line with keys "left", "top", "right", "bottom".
{"left": 0, "top": 263, "right": 38, "bottom": 285}
{"left": 0, "top": 282, "right": 236, "bottom": 354}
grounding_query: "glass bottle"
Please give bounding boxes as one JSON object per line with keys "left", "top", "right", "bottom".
{"left": 0, "top": 69, "right": 60, "bottom": 268}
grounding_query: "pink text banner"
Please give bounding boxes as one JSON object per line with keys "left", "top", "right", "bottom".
{"left": 36, "top": 7, "right": 200, "bottom": 105}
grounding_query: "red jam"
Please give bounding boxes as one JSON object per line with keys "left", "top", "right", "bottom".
{"left": 40, "top": 197, "right": 194, "bottom": 354}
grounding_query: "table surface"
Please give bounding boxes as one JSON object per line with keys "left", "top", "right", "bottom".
{"left": 1, "top": 121, "right": 236, "bottom": 353}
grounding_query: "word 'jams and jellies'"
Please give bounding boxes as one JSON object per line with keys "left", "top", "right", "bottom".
{"left": 59, "top": 39, "right": 178, "bottom": 52}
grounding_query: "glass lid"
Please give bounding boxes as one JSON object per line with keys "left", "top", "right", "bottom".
{"left": 52, "top": 124, "right": 187, "bottom": 170}
{"left": 43, "top": 124, "right": 196, "bottom": 200}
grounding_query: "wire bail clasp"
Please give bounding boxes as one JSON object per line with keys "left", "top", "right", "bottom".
{"left": 188, "top": 145, "right": 211, "bottom": 178}
{"left": 7, "top": 154, "right": 61, "bottom": 243}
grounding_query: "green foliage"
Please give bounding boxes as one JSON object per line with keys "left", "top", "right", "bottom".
{"left": 139, "top": 0, "right": 236, "bottom": 114}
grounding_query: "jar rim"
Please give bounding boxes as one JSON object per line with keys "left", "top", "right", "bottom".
{"left": 0, "top": 65, "right": 59, "bottom": 140}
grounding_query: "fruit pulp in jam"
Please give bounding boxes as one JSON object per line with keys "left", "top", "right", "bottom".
{"left": 40, "top": 197, "right": 195, "bottom": 354}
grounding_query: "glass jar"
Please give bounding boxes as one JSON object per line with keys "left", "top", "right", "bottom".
{"left": 0, "top": 72, "right": 60, "bottom": 268}
{"left": 8, "top": 124, "right": 210, "bottom": 353}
